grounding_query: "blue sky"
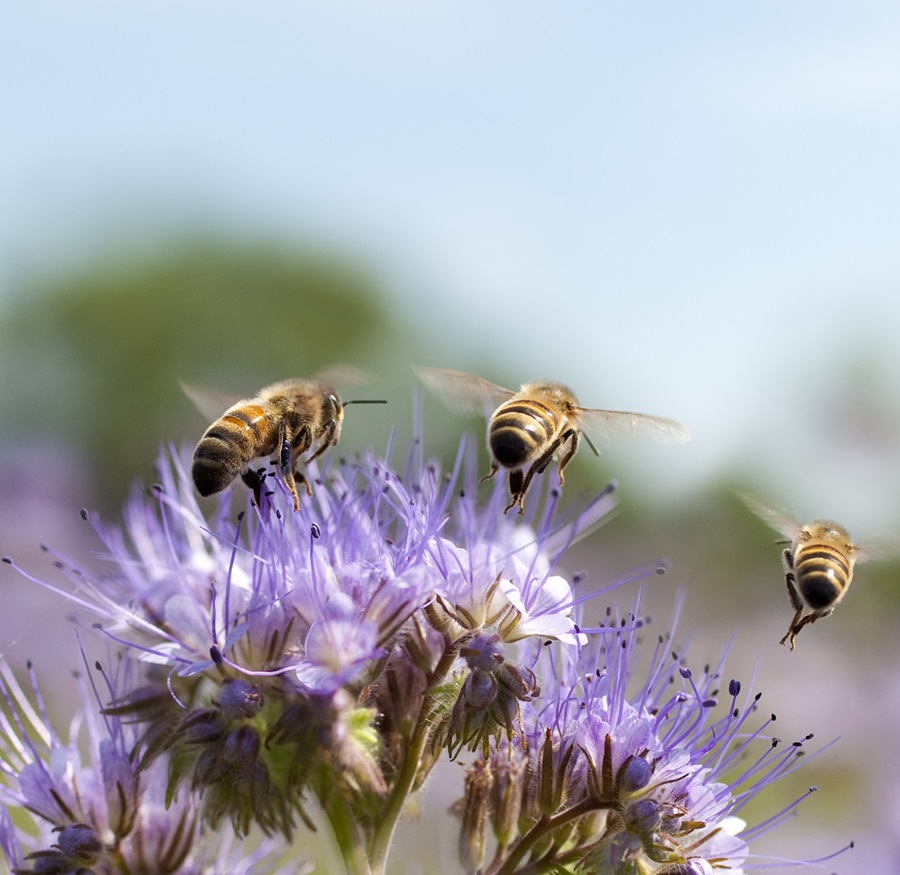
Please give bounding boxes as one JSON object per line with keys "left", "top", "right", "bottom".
{"left": 3, "top": 1, "right": 900, "bottom": 525}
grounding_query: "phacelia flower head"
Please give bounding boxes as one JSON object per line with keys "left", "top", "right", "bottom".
{"left": 2, "top": 419, "right": 850, "bottom": 875}
{"left": 0, "top": 655, "right": 294, "bottom": 875}
{"left": 5, "top": 434, "right": 618, "bottom": 841}
{"left": 454, "top": 598, "right": 850, "bottom": 874}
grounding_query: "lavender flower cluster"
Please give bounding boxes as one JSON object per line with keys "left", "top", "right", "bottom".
{"left": 0, "top": 417, "right": 850, "bottom": 874}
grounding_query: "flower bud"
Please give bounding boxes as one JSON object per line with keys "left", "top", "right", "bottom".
{"left": 222, "top": 725, "right": 262, "bottom": 779}
{"left": 618, "top": 754, "right": 652, "bottom": 794}
{"left": 216, "top": 679, "right": 263, "bottom": 720}
{"left": 625, "top": 798, "right": 661, "bottom": 834}
{"left": 56, "top": 822, "right": 103, "bottom": 862}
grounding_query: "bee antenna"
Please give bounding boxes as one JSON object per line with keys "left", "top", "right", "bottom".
{"left": 343, "top": 399, "right": 388, "bottom": 406}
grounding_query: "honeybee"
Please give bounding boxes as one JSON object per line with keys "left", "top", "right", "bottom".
{"left": 185, "top": 376, "right": 384, "bottom": 510}
{"left": 739, "top": 493, "right": 870, "bottom": 650}
{"left": 416, "top": 367, "right": 690, "bottom": 514}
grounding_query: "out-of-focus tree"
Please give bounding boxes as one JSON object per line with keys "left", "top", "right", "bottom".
{"left": 0, "top": 241, "right": 402, "bottom": 508}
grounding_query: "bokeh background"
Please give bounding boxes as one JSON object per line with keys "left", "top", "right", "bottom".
{"left": 3, "top": 3, "right": 900, "bottom": 872}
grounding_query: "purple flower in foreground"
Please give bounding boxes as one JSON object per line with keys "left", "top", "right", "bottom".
{"left": 0, "top": 658, "right": 292, "bottom": 875}
{"left": 2, "top": 430, "right": 851, "bottom": 874}
{"left": 6, "top": 440, "right": 616, "bottom": 841}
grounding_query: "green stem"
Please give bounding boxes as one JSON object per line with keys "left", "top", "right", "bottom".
{"left": 323, "top": 787, "right": 372, "bottom": 875}
{"left": 488, "top": 797, "right": 617, "bottom": 875}
{"left": 368, "top": 645, "right": 460, "bottom": 873}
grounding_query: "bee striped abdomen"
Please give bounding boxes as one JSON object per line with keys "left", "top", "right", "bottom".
{"left": 794, "top": 544, "right": 851, "bottom": 609}
{"left": 489, "top": 401, "right": 558, "bottom": 469}
{"left": 192, "top": 404, "right": 272, "bottom": 496}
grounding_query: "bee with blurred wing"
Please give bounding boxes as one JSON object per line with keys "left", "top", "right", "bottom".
{"left": 739, "top": 493, "right": 897, "bottom": 649}
{"left": 185, "top": 370, "right": 384, "bottom": 510}
{"left": 417, "top": 367, "right": 690, "bottom": 514}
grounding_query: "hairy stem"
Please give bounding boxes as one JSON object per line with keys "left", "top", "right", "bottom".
{"left": 368, "top": 643, "right": 460, "bottom": 872}
{"left": 323, "top": 786, "right": 372, "bottom": 875}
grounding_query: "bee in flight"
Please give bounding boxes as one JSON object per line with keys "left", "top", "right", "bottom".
{"left": 417, "top": 367, "right": 690, "bottom": 514}
{"left": 739, "top": 493, "right": 878, "bottom": 650}
{"left": 185, "top": 375, "right": 385, "bottom": 511}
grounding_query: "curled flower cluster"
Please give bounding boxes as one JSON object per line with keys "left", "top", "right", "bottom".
{"left": 0, "top": 658, "right": 294, "bottom": 875}
{"left": 455, "top": 607, "right": 840, "bottom": 875}
{"left": 0, "top": 426, "right": 850, "bottom": 875}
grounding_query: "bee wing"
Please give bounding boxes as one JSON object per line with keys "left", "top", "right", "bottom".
{"left": 311, "top": 364, "right": 377, "bottom": 391}
{"left": 576, "top": 407, "right": 692, "bottom": 445}
{"left": 414, "top": 367, "right": 514, "bottom": 418}
{"left": 180, "top": 381, "right": 246, "bottom": 420}
{"left": 735, "top": 492, "right": 804, "bottom": 541}
{"left": 854, "top": 534, "right": 900, "bottom": 565}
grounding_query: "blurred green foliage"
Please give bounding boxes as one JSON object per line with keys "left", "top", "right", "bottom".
{"left": 0, "top": 242, "right": 404, "bottom": 508}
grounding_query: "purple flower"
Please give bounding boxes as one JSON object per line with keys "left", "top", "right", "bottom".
{"left": 0, "top": 656, "right": 297, "bottom": 874}
{"left": 2, "top": 428, "right": 851, "bottom": 874}
{"left": 455, "top": 599, "right": 851, "bottom": 874}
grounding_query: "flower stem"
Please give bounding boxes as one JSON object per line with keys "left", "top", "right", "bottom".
{"left": 322, "top": 786, "right": 373, "bottom": 875}
{"left": 368, "top": 644, "right": 459, "bottom": 873}
{"left": 488, "top": 797, "right": 616, "bottom": 875}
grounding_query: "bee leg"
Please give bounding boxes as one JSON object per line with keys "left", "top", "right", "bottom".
{"left": 280, "top": 472, "right": 301, "bottom": 512}
{"left": 480, "top": 462, "right": 499, "bottom": 484}
{"left": 781, "top": 608, "right": 830, "bottom": 650}
{"left": 503, "top": 469, "right": 526, "bottom": 515}
{"left": 782, "top": 551, "right": 804, "bottom": 611}
{"left": 554, "top": 430, "right": 579, "bottom": 486}
{"left": 779, "top": 622, "right": 801, "bottom": 650}
{"left": 292, "top": 468, "right": 314, "bottom": 498}
{"left": 241, "top": 467, "right": 268, "bottom": 506}
{"left": 277, "top": 421, "right": 306, "bottom": 511}
{"left": 513, "top": 432, "right": 569, "bottom": 511}
{"left": 306, "top": 420, "right": 338, "bottom": 463}
{"left": 779, "top": 563, "right": 805, "bottom": 650}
